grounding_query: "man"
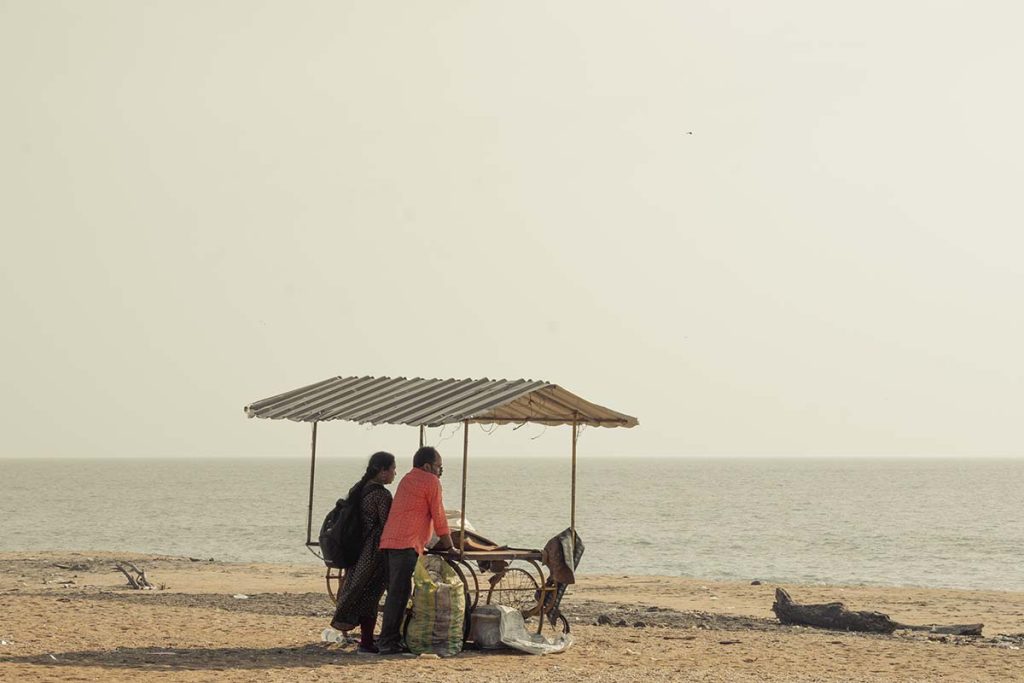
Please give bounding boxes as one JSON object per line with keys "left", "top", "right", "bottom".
{"left": 376, "top": 446, "right": 454, "bottom": 654}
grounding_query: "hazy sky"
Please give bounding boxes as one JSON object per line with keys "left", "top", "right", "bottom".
{"left": 2, "top": 1, "right": 1022, "bottom": 459}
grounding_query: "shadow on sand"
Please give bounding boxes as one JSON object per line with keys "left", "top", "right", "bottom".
{"left": 0, "top": 643, "right": 439, "bottom": 671}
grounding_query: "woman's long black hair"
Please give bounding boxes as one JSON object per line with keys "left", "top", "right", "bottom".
{"left": 347, "top": 451, "right": 395, "bottom": 501}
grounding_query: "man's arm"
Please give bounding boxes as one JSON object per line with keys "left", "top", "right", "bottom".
{"left": 428, "top": 479, "right": 454, "bottom": 551}
{"left": 433, "top": 533, "right": 455, "bottom": 551}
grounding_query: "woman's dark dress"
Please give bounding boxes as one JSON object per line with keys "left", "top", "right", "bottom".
{"left": 332, "top": 482, "right": 392, "bottom": 628}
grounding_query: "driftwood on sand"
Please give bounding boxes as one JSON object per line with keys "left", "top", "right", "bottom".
{"left": 114, "top": 560, "right": 155, "bottom": 590}
{"left": 772, "top": 588, "right": 983, "bottom": 636}
{"left": 773, "top": 588, "right": 898, "bottom": 633}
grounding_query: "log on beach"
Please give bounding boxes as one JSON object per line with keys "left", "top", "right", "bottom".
{"left": 893, "top": 622, "right": 985, "bottom": 636}
{"left": 772, "top": 588, "right": 898, "bottom": 633}
{"left": 772, "top": 588, "right": 984, "bottom": 636}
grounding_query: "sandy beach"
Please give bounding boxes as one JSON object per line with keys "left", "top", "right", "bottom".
{"left": 1, "top": 552, "right": 1022, "bottom": 682}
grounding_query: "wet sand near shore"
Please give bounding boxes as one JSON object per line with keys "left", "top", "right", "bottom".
{"left": 1, "top": 551, "right": 1022, "bottom": 682}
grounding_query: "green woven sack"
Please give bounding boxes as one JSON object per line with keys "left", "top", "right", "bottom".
{"left": 405, "top": 556, "right": 466, "bottom": 657}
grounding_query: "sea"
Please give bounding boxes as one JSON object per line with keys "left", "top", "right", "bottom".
{"left": 2, "top": 457, "right": 1022, "bottom": 592}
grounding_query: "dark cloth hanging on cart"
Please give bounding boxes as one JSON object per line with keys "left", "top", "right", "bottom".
{"left": 540, "top": 528, "right": 584, "bottom": 625}
{"left": 541, "top": 528, "right": 584, "bottom": 584}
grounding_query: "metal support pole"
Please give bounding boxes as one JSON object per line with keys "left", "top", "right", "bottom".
{"left": 419, "top": 425, "right": 425, "bottom": 448}
{"left": 306, "top": 421, "right": 319, "bottom": 545}
{"left": 570, "top": 414, "right": 578, "bottom": 561}
{"left": 460, "top": 419, "right": 469, "bottom": 557}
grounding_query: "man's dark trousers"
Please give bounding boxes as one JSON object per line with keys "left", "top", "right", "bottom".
{"left": 378, "top": 548, "right": 418, "bottom": 650}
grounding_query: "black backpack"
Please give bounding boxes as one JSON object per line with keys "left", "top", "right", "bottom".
{"left": 318, "top": 497, "right": 362, "bottom": 568}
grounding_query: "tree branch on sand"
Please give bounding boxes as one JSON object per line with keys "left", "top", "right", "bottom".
{"left": 772, "top": 588, "right": 983, "bottom": 636}
{"left": 114, "top": 561, "right": 155, "bottom": 590}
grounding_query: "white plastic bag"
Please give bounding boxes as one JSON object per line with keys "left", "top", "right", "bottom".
{"left": 426, "top": 509, "right": 476, "bottom": 549}
{"left": 495, "top": 605, "right": 573, "bottom": 655}
{"left": 320, "top": 628, "right": 352, "bottom": 643}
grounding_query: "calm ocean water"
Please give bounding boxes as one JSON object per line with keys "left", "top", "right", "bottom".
{"left": 2, "top": 457, "right": 1021, "bottom": 591}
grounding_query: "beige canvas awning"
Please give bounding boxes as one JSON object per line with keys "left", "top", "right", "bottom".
{"left": 244, "top": 376, "right": 638, "bottom": 428}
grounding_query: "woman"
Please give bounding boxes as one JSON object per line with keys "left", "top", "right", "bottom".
{"left": 330, "top": 451, "right": 396, "bottom": 653}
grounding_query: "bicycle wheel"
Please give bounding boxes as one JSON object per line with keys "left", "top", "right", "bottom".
{"left": 326, "top": 565, "right": 343, "bottom": 604}
{"left": 521, "top": 611, "right": 571, "bottom": 634}
{"left": 444, "top": 558, "right": 474, "bottom": 641}
{"left": 445, "top": 557, "right": 480, "bottom": 610}
{"left": 487, "top": 567, "right": 540, "bottom": 614}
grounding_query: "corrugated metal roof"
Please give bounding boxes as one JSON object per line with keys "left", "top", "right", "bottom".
{"left": 244, "top": 376, "right": 638, "bottom": 428}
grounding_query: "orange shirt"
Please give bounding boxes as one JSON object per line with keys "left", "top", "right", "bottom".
{"left": 379, "top": 467, "right": 450, "bottom": 554}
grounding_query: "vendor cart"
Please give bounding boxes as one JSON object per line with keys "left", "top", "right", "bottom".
{"left": 244, "top": 375, "right": 637, "bottom": 634}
